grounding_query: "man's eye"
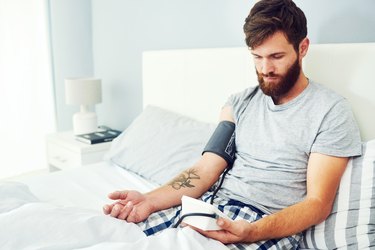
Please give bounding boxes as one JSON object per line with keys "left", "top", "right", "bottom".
{"left": 272, "top": 55, "right": 283, "bottom": 59}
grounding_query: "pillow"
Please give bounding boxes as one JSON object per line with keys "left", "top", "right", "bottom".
{"left": 300, "top": 139, "right": 375, "bottom": 249}
{"left": 105, "top": 105, "right": 216, "bottom": 185}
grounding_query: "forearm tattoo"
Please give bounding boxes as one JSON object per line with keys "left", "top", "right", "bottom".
{"left": 168, "top": 169, "right": 200, "bottom": 190}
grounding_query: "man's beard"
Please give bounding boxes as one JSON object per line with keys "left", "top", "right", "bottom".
{"left": 257, "top": 57, "right": 301, "bottom": 98}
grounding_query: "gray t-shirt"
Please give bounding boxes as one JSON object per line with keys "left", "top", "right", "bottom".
{"left": 219, "top": 81, "right": 362, "bottom": 213}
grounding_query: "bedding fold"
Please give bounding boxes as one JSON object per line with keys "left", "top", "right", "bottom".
{"left": 0, "top": 181, "right": 227, "bottom": 250}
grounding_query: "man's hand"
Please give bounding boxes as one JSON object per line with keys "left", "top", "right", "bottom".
{"left": 103, "top": 190, "right": 154, "bottom": 223}
{"left": 191, "top": 217, "right": 254, "bottom": 244}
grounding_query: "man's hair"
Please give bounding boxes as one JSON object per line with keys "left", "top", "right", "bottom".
{"left": 243, "top": 0, "right": 307, "bottom": 51}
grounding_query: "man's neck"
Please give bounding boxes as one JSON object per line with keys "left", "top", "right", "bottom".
{"left": 272, "top": 73, "right": 309, "bottom": 105}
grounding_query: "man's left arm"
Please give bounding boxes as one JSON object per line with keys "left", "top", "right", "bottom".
{"left": 195, "top": 153, "right": 349, "bottom": 244}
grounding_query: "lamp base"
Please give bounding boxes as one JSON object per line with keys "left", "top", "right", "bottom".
{"left": 73, "top": 112, "right": 98, "bottom": 135}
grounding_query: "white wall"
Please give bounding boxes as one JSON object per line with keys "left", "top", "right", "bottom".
{"left": 0, "top": 0, "right": 55, "bottom": 178}
{"left": 51, "top": 0, "right": 375, "bottom": 131}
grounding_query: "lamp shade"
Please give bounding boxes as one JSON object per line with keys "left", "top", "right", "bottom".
{"left": 65, "top": 77, "right": 102, "bottom": 105}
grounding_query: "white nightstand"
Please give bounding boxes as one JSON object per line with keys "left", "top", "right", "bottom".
{"left": 46, "top": 131, "right": 112, "bottom": 171}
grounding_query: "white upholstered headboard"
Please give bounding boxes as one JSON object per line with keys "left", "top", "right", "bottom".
{"left": 143, "top": 43, "right": 375, "bottom": 141}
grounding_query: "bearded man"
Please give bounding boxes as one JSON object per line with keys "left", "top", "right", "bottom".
{"left": 103, "top": 0, "right": 362, "bottom": 249}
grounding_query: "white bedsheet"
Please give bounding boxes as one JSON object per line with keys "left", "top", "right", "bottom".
{"left": 19, "top": 162, "right": 158, "bottom": 210}
{"left": 0, "top": 163, "right": 228, "bottom": 250}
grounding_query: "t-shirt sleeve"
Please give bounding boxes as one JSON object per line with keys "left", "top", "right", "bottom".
{"left": 224, "top": 87, "right": 257, "bottom": 123}
{"left": 311, "top": 99, "right": 362, "bottom": 157}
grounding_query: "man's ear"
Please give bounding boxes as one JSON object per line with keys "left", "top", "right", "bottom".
{"left": 299, "top": 37, "right": 310, "bottom": 58}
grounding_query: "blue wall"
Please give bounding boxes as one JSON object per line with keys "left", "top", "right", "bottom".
{"left": 296, "top": 1, "right": 375, "bottom": 43}
{"left": 51, "top": 0, "right": 375, "bottom": 131}
{"left": 49, "top": 0, "right": 93, "bottom": 131}
{"left": 91, "top": 0, "right": 254, "bottom": 130}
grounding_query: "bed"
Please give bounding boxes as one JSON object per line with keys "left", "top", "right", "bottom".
{"left": 0, "top": 43, "right": 374, "bottom": 250}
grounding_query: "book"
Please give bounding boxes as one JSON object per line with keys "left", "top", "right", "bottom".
{"left": 180, "top": 195, "right": 232, "bottom": 230}
{"left": 75, "top": 129, "right": 122, "bottom": 144}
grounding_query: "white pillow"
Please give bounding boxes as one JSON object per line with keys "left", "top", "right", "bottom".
{"left": 300, "top": 139, "right": 375, "bottom": 249}
{"left": 105, "top": 105, "right": 216, "bottom": 185}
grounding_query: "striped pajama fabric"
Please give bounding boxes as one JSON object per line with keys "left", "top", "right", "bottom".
{"left": 137, "top": 192, "right": 301, "bottom": 250}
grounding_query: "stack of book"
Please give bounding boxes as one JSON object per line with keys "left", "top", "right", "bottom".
{"left": 75, "top": 129, "right": 122, "bottom": 144}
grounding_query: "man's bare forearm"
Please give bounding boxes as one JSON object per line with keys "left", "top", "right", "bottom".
{"left": 246, "top": 198, "right": 332, "bottom": 242}
{"left": 145, "top": 166, "right": 219, "bottom": 213}
{"left": 167, "top": 168, "right": 201, "bottom": 190}
{"left": 144, "top": 153, "right": 228, "bottom": 213}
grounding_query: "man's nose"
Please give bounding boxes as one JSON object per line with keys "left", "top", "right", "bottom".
{"left": 260, "top": 59, "right": 275, "bottom": 75}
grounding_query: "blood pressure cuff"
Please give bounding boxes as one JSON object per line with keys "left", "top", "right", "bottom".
{"left": 202, "top": 120, "right": 236, "bottom": 165}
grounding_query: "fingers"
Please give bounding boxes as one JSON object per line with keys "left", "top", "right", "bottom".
{"left": 102, "top": 200, "right": 124, "bottom": 215}
{"left": 118, "top": 201, "right": 134, "bottom": 220}
{"left": 102, "top": 204, "right": 112, "bottom": 215}
{"left": 103, "top": 190, "right": 144, "bottom": 222}
{"left": 110, "top": 203, "right": 124, "bottom": 218}
{"left": 216, "top": 217, "right": 230, "bottom": 230}
{"left": 127, "top": 206, "right": 139, "bottom": 223}
{"left": 105, "top": 201, "right": 139, "bottom": 222}
{"left": 108, "top": 190, "right": 129, "bottom": 200}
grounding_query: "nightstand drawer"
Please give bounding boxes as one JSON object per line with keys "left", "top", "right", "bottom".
{"left": 47, "top": 142, "right": 81, "bottom": 170}
{"left": 46, "top": 131, "right": 112, "bottom": 171}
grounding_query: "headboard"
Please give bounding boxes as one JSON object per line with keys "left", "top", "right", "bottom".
{"left": 143, "top": 43, "right": 375, "bottom": 141}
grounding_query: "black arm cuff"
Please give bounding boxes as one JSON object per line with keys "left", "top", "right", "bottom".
{"left": 202, "top": 120, "right": 236, "bottom": 165}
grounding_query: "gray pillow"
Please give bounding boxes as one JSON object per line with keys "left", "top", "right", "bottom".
{"left": 105, "top": 105, "right": 216, "bottom": 185}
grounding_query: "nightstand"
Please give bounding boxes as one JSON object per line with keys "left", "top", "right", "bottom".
{"left": 46, "top": 131, "right": 112, "bottom": 171}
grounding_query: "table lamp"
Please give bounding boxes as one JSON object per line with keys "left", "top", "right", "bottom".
{"left": 65, "top": 77, "right": 102, "bottom": 135}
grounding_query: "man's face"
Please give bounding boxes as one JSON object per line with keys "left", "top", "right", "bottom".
{"left": 251, "top": 31, "right": 301, "bottom": 98}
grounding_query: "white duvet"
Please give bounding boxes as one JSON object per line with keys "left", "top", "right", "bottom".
{"left": 0, "top": 164, "right": 228, "bottom": 250}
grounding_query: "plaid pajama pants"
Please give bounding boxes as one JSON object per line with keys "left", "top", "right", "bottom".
{"left": 137, "top": 192, "right": 301, "bottom": 250}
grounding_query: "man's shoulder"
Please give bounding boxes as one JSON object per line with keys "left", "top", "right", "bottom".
{"left": 310, "top": 81, "right": 344, "bottom": 98}
{"left": 227, "top": 86, "right": 259, "bottom": 104}
{"left": 309, "top": 81, "right": 348, "bottom": 107}
{"left": 231, "top": 86, "right": 258, "bottom": 98}
{"left": 224, "top": 86, "right": 260, "bottom": 121}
